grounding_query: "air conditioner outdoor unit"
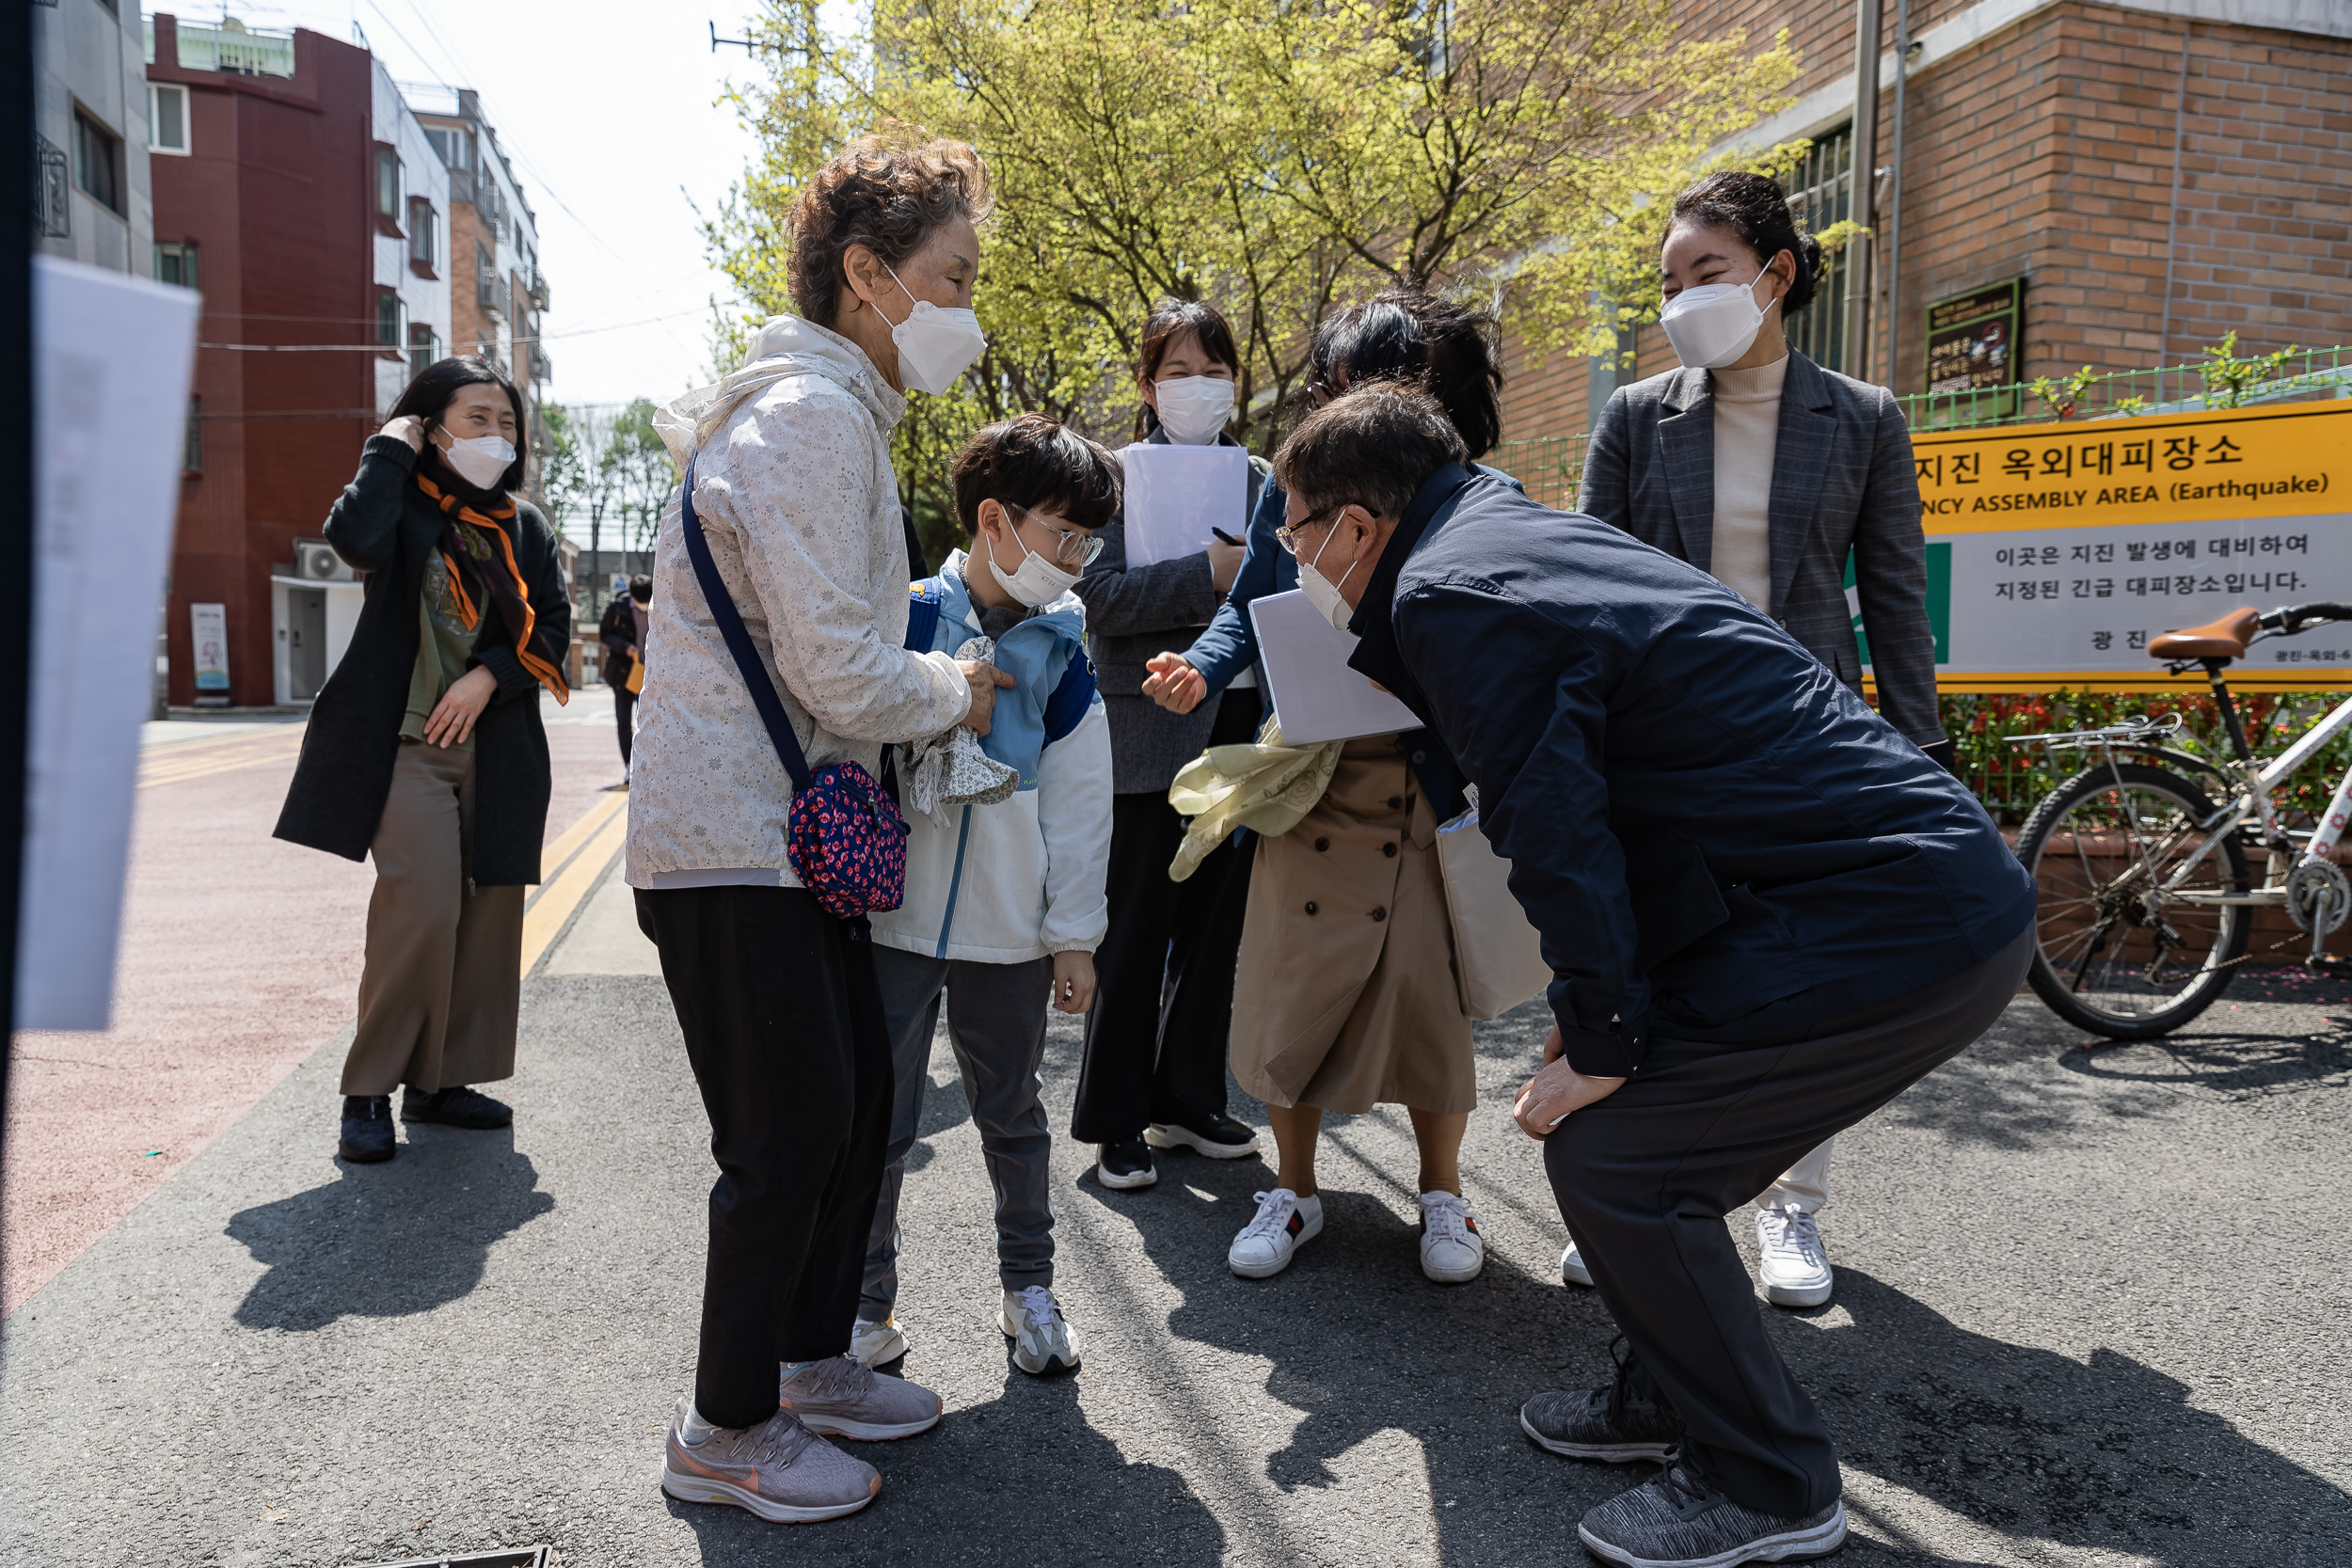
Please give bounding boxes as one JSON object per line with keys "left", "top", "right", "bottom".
{"left": 294, "top": 539, "right": 355, "bottom": 582}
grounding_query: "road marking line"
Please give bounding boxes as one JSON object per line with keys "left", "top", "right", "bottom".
{"left": 528, "top": 791, "right": 628, "bottom": 903}
{"left": 517, "top": 808, "right": 628, "bottom": 978}
{"left": 137, "top": 733, "right": 306, "bottom": 787}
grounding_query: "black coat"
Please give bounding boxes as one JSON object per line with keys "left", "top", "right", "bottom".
{"left": 1347, "top": 464, "right": 2034, "bottom": 1078}
{"left": 597, "top": 595, "right": 640, "bottom": 688}
{"left": 274, "top": 435, "right": 573, "bottom": 886}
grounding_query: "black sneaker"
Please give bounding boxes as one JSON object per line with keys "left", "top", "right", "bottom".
{"left": 1095, "top": 1138, "right": 1158, "bottom": 1190}
{"left": 401, "top": 1085, "right": 513, "bottom": 1130}
{"left": 1520, "top": 1338, "right": 1686, "bottom": 1462}
{"left": 1578, "top": 1456, "right": 1846, "bottom": 1568}
{"left": 339, "top": 1095, "right": 395, "bottom": 1163}
{"left": 1145, "top": 1112, "right": 1260, "bottom": 1160}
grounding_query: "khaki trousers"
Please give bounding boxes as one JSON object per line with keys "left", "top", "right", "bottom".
{"left": 342, "top": 740, "right": 524, "bottom": 1095}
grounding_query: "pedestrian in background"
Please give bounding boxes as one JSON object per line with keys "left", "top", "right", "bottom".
{"left": 628, "top": 126, "right": 1013, "bottom": 1527}
{"left": 1069, "top": 297, "right": 1266, "bottom": 1192}
{"left": 855, "top": 415, "right": 1119, "bottom": 1380}
{"left": 274, "top": 356, "right": 572, "bottom": 1165}
{"left": 598, "top": 573, "right": 652, "bottom": 778}
{"left": 1142, "top": 291, "right": 1504, "bottom": 1285}
{"left": 1573, "top": 170, "right": 1949, "bottom": 1310}
{"left": 1273, "top": 383, "right": 2032, "bottom": 1568}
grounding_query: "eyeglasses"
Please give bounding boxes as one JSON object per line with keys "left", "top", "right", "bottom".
{"left": 1274, "top": 505, "right": 1337, "bottom": 557}
{"left": 1008, "top": 502, "right": 1105, "bottom": 568}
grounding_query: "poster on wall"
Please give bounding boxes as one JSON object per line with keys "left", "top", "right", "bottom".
{"left": 190, "top": 602, "right": 230, "bottom": 703}
{"left": 1922, "top": 277, "right": 2024, "bottom": 416}
{"left": 1857, "top": 401, "right": 2352, "bottom": 692}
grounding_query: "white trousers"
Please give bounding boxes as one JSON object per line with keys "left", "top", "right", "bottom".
{"left": 1755, "top": 1135, "right": 1835, "bottom": 1214}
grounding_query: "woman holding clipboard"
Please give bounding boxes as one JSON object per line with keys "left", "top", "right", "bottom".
{"left": 1142, "top": 291, "right": 1513, "bottom": 1285}
{"left": 1070, "top": 299, "right": 1269, "bottom": 1193}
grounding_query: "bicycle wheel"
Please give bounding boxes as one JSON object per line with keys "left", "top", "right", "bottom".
{"left": 2013, "top": 760, "right": 2251, "bottom": 1038}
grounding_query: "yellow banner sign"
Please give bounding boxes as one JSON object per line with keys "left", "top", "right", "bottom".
{"left": 1905, "top": 400, "right": 2352, "bottom": 690}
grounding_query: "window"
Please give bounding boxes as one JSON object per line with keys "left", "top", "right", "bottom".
{"left": 373, "top": 147, "right": 402, "bottom": 221}
{"left": 408, "top": 325, "right": 441, "bottom": 379}
{"left": 183, "top": 397, "right": 202, "bottom": 474}
{"left": 154, "top": 241, "right": 199, "bottom": 290}
{"left": 1785, "top": 124, "right": 1855, "bottom": 374}
{"left": 149, "top": 84, "right": 190, "bottom": 155}
{"left": 377, "top": 290, "right": 407, "bottom": 350}
{"left": 423, "top": 126, "right": 472, "bottom": 171}
{"left": 73, "top": 109, "right": 124, "bottom": 215}
{"left": 407, "top": 198, "right": 436, "bottom": 271}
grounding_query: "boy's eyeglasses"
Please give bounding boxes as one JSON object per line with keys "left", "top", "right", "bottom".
{"left": 1009, "top": 502, "right": 1105, "bottom": 568}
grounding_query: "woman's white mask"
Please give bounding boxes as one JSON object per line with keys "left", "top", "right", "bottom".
{"left": 987, "top": 505, "right": 1083, "bottom": 608}
{"left": 881, "top": 261, "right": 988, "bottom": 395}
{"left": 1153, "top": 375, "right": 1236, "bottom": 445}
{"left": 438, "top": 433, "right": 515, "bottom": 490}
{"left": 1659, "top": 271, "right": 1775, "bottom": 370}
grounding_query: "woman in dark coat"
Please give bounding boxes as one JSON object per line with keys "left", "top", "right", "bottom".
{"left": 275, "top": 356, "right": 572, "bottom": 1164}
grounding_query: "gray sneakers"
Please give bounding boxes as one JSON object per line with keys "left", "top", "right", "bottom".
{"left": 999, "top": 1285, "right": 1080, "bottom": 1375}
{"left": 779, "top": 1354, "right": 943, "bottom": 1441}
{"left": 1578, "top": 1457, "right": 1846, "bottom": 1568}
{"left": 1520, "top": 1382, "right": 1685, "bottom": 1463}
{"left": 659, "top": 1397, "right": 879, "bottom": 1524}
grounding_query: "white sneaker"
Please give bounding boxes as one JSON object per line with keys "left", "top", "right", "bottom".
{"left": 1228, "top": 1188, "right": 1322, "bottom": 1278}
{"left": 1561, "top": 1239, "right": 1593, "bottom": 1288}
{"left": 1417, "top": 1190, "right": 1485, "bottom": 1283}
{"left": 1755, "top": 1205, "right": 1834, "bottom": 1307}
{"left": 847, "top": 1315, "right": 908, "bottom": 1369}
{"left": 999, "top": 1286, "right": 1079, "bottom": 1375}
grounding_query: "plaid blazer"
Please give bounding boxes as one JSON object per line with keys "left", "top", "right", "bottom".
{"left": 1577, "top": 351, "right": 1945, "bottom": 746}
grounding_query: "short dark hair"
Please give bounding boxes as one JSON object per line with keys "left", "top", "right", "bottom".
{"left": 951, "top": 413, "right": 1122, "bottom": 537}
{"left": 787, "top": 124, "right": 993, "bottom": 330}
{"left": 1274, "top": 385, "right": 1465, "bottom": 524}
{"left": 1134, "top": 297, "right": 1243, "bottom": 440}
{"left": 388, "top": 355, "right": 527, "bottom": 493}
{"left": 1667, "top": 171, "right": 1827, "bottom": 317}
{"left": 628, "top": 574, "right": 653, "bottom": 602}
{"left": 1308, "top": 290, "right": 1504, "bottom": 458}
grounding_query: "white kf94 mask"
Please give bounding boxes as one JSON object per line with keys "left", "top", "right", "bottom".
{"left": 1658, "top": 273, "right": 1775, "bottom": 370}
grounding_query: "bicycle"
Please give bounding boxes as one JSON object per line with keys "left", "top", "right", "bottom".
{"left": 2007, "top": 600, "right": 2352, "bottom": 1038}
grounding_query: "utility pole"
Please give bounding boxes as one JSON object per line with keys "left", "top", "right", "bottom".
{"left": 1847, "top": 0, "right": 1883, "bottom": 384}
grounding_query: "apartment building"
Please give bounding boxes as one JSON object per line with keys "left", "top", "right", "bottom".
{"left": 33, "top": 0, "right": 154, "bottom": 277}
{"left": 145, "top": 14, "right": 452, "bottom": 707}
{"left": 410, "top": 87, "right": 551, "bottom": 499}
{"left": 1498, "top": 0, "right": 2352, "bottom": 442}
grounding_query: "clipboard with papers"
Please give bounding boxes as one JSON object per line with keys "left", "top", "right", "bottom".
{"left": 1247, "top": 590, "right": 1422, "bottom": 744}
{"left": 1118, "top": 442, "right": 1250, "bottom": 566}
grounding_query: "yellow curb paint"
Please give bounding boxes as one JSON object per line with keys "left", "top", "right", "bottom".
{"left": 517, "top": 804, "right": 629, "bottom": 978}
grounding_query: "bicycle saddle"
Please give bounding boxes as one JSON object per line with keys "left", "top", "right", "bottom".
{"left": 2148, "top": 607, "right": 2259, "bottom": 659}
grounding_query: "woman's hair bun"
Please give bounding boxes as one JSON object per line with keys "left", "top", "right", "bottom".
{"left": 1667, "top": 171, "right": 1826, "bottom": 318}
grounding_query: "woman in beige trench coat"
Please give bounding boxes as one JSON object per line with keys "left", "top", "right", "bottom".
{"left": 1143, "top": 292, "right": 1516, "bottom": 1284}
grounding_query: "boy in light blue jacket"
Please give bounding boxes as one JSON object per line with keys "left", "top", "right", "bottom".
{"left": 858, "top": 417, "right": 1118, "bottom": 1376}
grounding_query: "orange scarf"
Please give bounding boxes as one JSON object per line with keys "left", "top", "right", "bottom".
{"left": 416, "top": 473, "right": 570, "bottom": 705}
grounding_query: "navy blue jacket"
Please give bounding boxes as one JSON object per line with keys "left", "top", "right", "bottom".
{"left": 1346, "top": 464, "right": 2034, "bottom": 1078}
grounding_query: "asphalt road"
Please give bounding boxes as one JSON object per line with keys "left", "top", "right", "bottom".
{"left": 4, "top": 901, "right": 2350, "bottom": 1566}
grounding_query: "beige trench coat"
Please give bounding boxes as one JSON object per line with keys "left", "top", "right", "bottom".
{"left": 1229, "top": 735, "right": 1475, "bottom": 1115}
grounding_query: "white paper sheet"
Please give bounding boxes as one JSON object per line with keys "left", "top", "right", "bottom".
{"left": 20, "top": 258, "right": 202, "bottom": 1029}
{"left": 1118, "top": 442, "right": 1249, "bottom": 567}
{"left": 1248, "top": 590, "right": 1422, "bottom": 744}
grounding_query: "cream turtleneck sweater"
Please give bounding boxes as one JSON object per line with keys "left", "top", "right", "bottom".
{"left": 1707, "top": 354, "right": 1789, "bottom": 613}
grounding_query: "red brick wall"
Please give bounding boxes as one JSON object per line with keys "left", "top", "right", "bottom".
{"left": 1493, "top": 1, "right": 2352, "bottom": 446}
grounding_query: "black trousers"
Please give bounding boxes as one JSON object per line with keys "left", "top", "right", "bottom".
{"left": 614, "top": 686, "right": 638, "bottom": 768}
{"left": 1071, "top": 688, "right": 1260, "bottom": 1144}
{"left": 636, "top": 884, "right": 894, "bottom": 1431}
{"left": 1545, "top": 928, "right": 2033, "bottom": 1519}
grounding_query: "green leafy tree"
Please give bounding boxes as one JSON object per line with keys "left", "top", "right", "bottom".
{"left": 543, "top": 403, "right": 618, "bottom": 615}
{"left": 605, "top": 398, "right": 680, "bottom": 557}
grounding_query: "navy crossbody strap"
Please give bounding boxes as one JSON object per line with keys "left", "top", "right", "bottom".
{"left": 676, "top": 451, "right": 813, "bottom": 793}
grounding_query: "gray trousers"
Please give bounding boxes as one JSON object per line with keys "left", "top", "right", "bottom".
{"left": 861, "top": 944, "right": 1057, "bottom": 1319}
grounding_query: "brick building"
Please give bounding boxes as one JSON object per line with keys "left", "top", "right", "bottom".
{"left": 1497, "top": 0, "right": 2352, "bottom": 447}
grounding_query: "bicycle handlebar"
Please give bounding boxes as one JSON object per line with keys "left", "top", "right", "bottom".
{"left": 2259, "top": 602, "right": 2352, "bottom": 636}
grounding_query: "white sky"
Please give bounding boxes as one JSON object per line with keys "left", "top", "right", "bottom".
{"left": 198, "top": 0, "right": 803, "bottom": 408}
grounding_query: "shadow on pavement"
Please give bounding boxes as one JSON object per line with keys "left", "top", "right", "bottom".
{"left": 225, "top": 1128, "right": 554, "bottom": 1331}
{"left": 1805, "top": 1269, "right": 2352, "bottom": 1564}
{"left": 669, "top": 1366, "right": 1226, "bottom": 1565}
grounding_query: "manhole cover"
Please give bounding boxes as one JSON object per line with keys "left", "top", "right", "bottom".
{"left": 353, "top": 1550, "right": 549, "bottom": 1568}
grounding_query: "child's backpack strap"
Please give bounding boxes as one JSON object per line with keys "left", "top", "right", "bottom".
{"left": 905, "top": 579, "right": 944, "bottom": 653}
{"left": 1042, "top": 650, "right": 1098, "bottom": 745}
